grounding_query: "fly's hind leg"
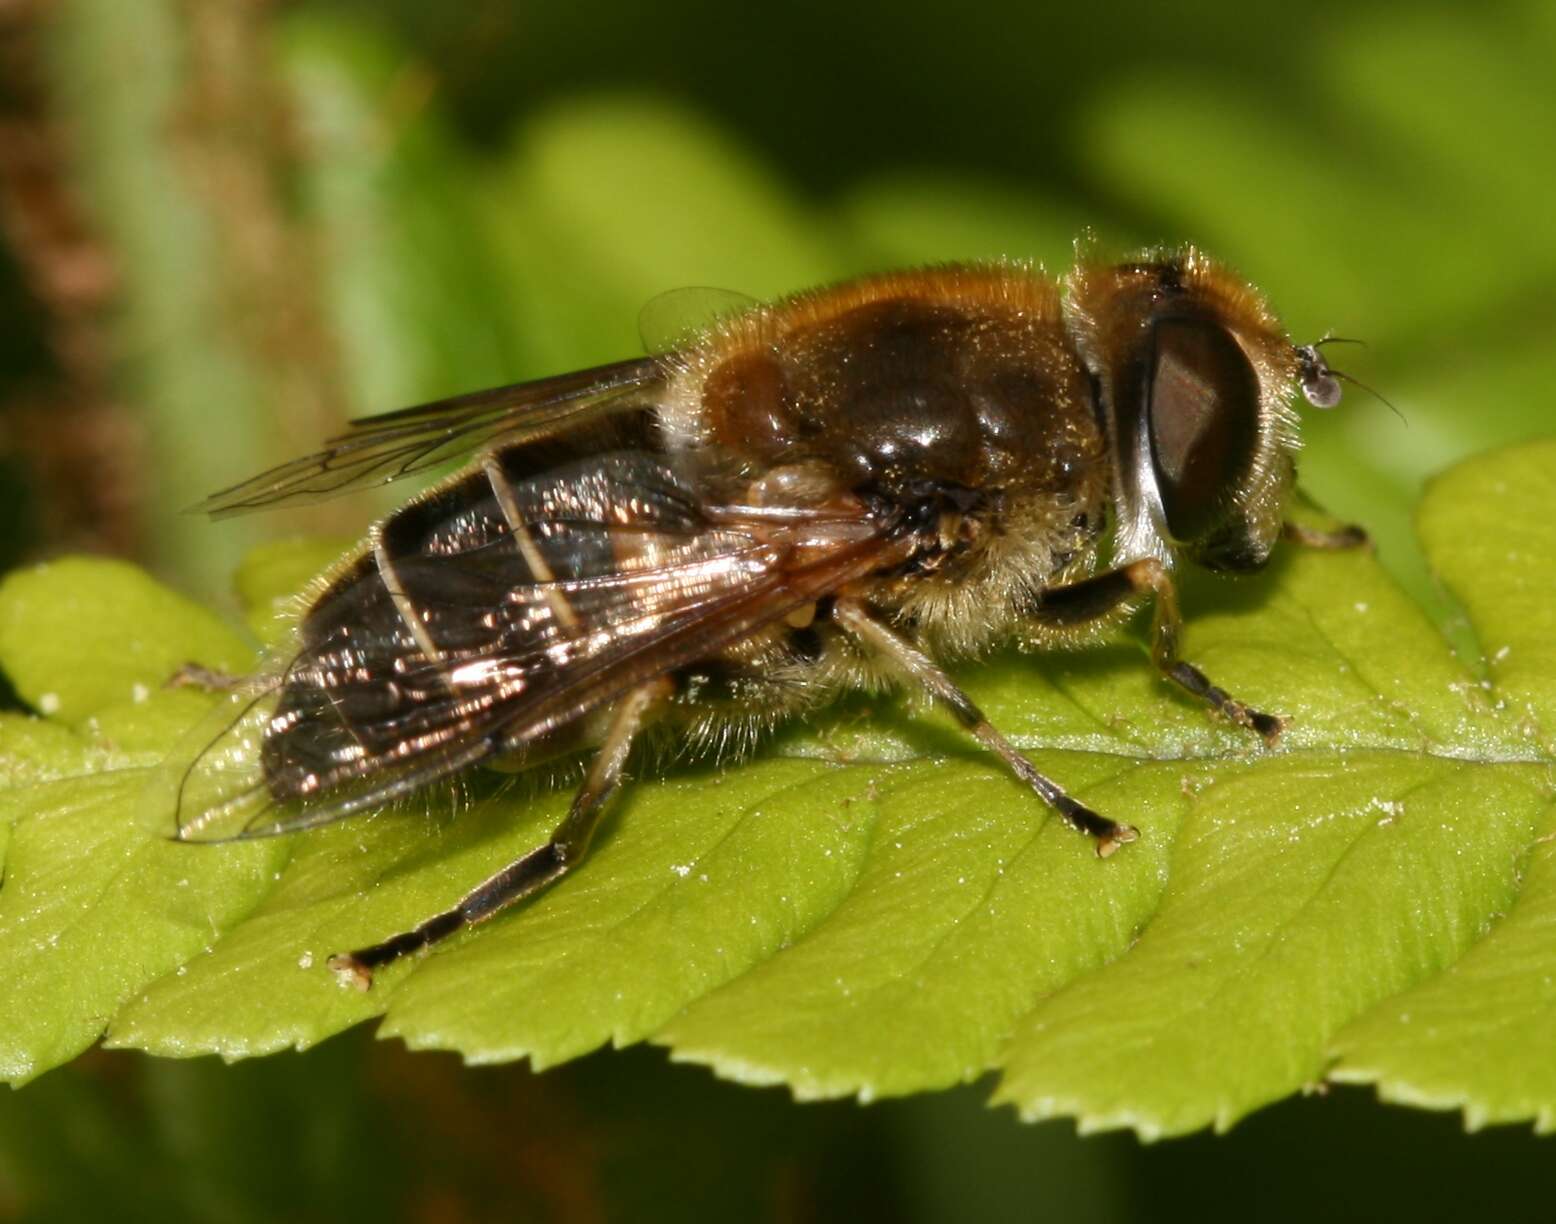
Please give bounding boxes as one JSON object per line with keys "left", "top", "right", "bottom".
{"left": 832, "top": 598, "right": 1137, "bottom": 857}
{"left": 166, "top": 662, "right": 244, "bottom": 691}
{"left": 328, "top": 678, "right": 671, "bottom": 990}
{"left": 1028, "top": 558, "right": 1283, "bottom": 744}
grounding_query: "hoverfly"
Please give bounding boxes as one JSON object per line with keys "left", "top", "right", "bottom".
{"left": 169, "top": 247, "right": 1362, "bottom": 989}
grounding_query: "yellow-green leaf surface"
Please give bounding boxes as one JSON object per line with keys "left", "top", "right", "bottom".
{"left": 0, "top": 444, "right": 1552, "bottom": 1139}
{"left": 1327, "top": 441, "right": 1556, "bottom": 1130}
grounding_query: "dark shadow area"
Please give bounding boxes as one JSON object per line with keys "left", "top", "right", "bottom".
{"left": 6, "top": 1035, "right": 1555, "bottom": 1223}
{"left": 326, "top": 0, "right": 1397, "bottom": 216}
{"left": 0, "top": 232, "right": 46, "bottom": 575}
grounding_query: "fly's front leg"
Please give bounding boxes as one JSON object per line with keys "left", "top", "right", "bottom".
{"left": 1281, "top": 521, "right": 1371, "bottom": 551}
{"left": 832, "top": 597, "right": 1137, "bottom": 857}
{"left": 329, "top": 678, "right": 672, "bottom": 990}
{"left": 1029, "top": 559, "right": 1284, "bottom": 744}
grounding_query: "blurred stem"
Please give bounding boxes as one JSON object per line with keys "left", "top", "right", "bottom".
{"left": 47, "top": 0, "right": 349, "bottom": 596}
{"left": 0, "top": 2, "right": 136, "bottom": 568}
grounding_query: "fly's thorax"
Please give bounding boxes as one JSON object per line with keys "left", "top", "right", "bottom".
{"left": 658, "top": 264, "right": 1119, "bottom": 657}
{"left": 662, "top": 264, "right": 1103, "bottom": 496}
{"left": 1065, "top": 248, "right": 1301, "bottom": 574}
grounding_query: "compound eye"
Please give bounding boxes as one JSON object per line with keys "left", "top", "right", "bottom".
{"left": 1146, "top": 317, "right": 1262, "bottom": 542}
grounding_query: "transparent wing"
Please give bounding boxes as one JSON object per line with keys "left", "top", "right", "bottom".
{"left": 159, "top": 450, "right": 892, "bottom": 842}
{"left": 637, "top": 287, "right": 758, "bottom": 354}
{"left": 200, "top": 356, "right": 664, "bottom": 517}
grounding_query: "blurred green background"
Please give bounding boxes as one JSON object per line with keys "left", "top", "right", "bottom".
{"left": 2, "top": 0, "right": 1554, "bottom": 1220}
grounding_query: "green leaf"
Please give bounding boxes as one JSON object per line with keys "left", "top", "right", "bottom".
{"left": 1327, "top": 441, "right": 1556, "bottom": 1130}
{"left": 0, "top": 564, "right": 280, "bottom": 1084}
{"left": 0, "top": 443, "right": 1552, "bottom": 1139}
{"left": 0, "top": 558, "right": 251, "bottom": 726}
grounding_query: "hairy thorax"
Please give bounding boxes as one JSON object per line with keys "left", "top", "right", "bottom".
{"left": 655, "top": 266, "right": 1117, "bottom": 739}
